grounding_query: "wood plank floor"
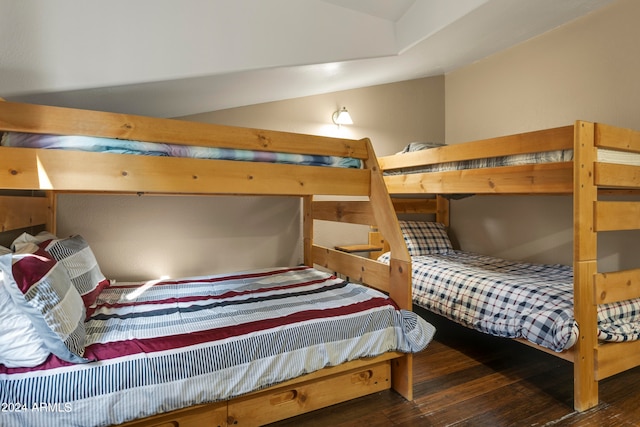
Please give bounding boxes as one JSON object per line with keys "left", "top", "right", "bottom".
{"left": 268, "top": 307, "right": 640, "bottom": 427}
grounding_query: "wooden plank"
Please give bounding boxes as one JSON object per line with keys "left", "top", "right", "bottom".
{"left": 335, "top": 244, "right": 383, "bottom": 253}
{"left": 228, "top": 361, "right": 391, "bottom": 426}
{"left": 384, "top": 162, "right": 573, "bottom": 194}
{"left": 379, "top": 125, "right": 573, "bottom": 171}
{"left": 594, "top": 268, "right": 640, "bottom": 304}
{"left": 311, "top": 200, "right": 376, "bottom": 225}
{"left": 595, "top": 122, "right": 640, "bottom": 153}
{"left": 437, "top": 195, "right": 450, "bottom": 227}
{"left": 595, "top": 201, "right": 640, "bottom": 231}
{"left": 0, "top": 147, "right": 369, "bottom": 196}
{"left": 311, "top": 245, "right": 390, "bottom": 293}
{"left": 364, "top": 139, "right": 410, "bottom": 264}
{"left": 514, "top": 338, "right": 574, "bottom": 362}
{"left": 391, "top": 197, "right": 438, "bottom": 214}
{"left": 572, "top": 121, "right": 599, "bottom": 412}
{"left": 596, "top": 340, "right": 640, "bottom": 380}
{"left": 367, "top": 230, "right": 389, "bottom": 260}
{"left": 596, "top": 162, "right": 640, "bottom": 188}
{"left": 0, "top": 195, "right": 49, "bottom": 231}
{"left": 0, "top": 101, "right": 368, "bottom": 158}
{"left": 302, "top": 196, "right": 313, "bottom": 268}
{"left": 119, "top": 402, "right": 227, "bottom": 427}
{"left": 46, "top": 191, "right": 57, "bottom": 235}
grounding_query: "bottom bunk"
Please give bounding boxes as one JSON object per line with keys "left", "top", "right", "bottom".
{"left": 377, "top": 221, "right": 640, "bottom": 354}
{"left": 0, "top": 231, "right": 435, "bottom": 427}
{"left": 371, "top": 217, "right": 640, "bottom": 410}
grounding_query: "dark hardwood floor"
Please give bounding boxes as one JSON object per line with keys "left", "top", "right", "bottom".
{"left": 268, "top": 307, "right": 640, "bottom": 427}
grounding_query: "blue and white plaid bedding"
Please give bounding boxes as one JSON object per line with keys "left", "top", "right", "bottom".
{"left": 379, "top": 251, "right": 640, "bottom": 352}
{"left": 385, "top": 150, "right": 572, "bottom": 175}
{"left": 0, "top": 266, "right": 434, "bottom": 427}
{"left": 1, "top": 132, "right": 362, "bottom": 169}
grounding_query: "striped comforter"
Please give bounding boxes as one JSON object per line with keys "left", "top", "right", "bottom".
{"left": 0, "top": 266, "right": 434, "bottom": 427}
{"left": 379, "top": 251, "right": 640, "bottom": 352}
{"left": 1, "top": 132, "right": 362, "bottom": 168}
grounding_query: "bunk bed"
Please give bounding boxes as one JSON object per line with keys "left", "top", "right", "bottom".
{"left": 375, "top": 121, "right": 640, "bottom": 412}
{"left": 0, "top": 100, "right": 435, "bottom": 427}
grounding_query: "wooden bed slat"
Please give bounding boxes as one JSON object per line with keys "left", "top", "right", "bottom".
{"left": 311, "top": 200, "right": 376, "bottom": 225}
{"left": 596, "top": 162, "right": 640, "bottom": 189}
{"left": 0, "top": 147, "right": 369, "bottom": 196}
{"left": 311, "top": 245, "right": 390, "bottom": 293}
{"left": 391, "top": 198, "right": 438, "bottom": 214}
{"left": 0, "top": 101, "right": 368, "bottom": 159}
{"left": 379, "top": 125, "right": 574, "bottom": 171}
{"left": 595, "top": 123, "right": 640, "bottom": 153}
{"left": 0, "top": 195, "right": 49, "bottom": 231}
{"left": 594, "top": 268, "right": 640, "bottom": 304}
{"left": 595, "top": 201, "right": 640, "bottom": 231}
{"left": 383, "top": 162, "right": 574, "bottom": 194}
{"left": 596, "top": 340, "right": 640, "bottom": 380}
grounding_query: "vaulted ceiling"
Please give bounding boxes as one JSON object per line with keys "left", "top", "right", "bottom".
{"left": 1, "top": 0, "right": 615, "bottom": 118}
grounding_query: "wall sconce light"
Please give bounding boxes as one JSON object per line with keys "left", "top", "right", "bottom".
{"left": 332, "top": 107, "right": 353, "bottom": 127}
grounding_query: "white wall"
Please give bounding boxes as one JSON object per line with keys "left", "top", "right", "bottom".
{"left": 444, "top": 0, "right": 640, "bottom": 270}
{"left": 57, "top": 77, "right": 444, "bottom": 280}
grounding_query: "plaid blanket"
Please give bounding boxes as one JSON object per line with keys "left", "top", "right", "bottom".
{"left": 379, "top": 251, "right": 640, "bottom": 352}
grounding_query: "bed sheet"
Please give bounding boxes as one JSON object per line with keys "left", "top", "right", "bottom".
{"left": 379, "top": 251, "right": 640, "bottom": 352}
{"left": 0, "top": 132, "right": 362, "bottom": 169}
{"left": 384, "top": 146, "right": 640, "bottom": 175}
{"left": 0, "top": 266, "right": 434, "bottom": 427}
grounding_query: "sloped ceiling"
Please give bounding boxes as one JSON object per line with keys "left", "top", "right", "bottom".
{"left": 1, "top": 0, "right": 615, "bottom": 118}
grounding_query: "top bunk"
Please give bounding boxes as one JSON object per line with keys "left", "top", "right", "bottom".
{"left": 379, "top": 121, "right": 640, "bottom": 195}
{"left": 0, "top": 100, "right": 411, "bottom": 303}
{"left": 0, "top": 100, "right": 371, "bottom": 196}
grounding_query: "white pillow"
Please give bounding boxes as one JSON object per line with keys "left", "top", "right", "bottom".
{"left": 0, "top": 245, "right": 50, "bottom": 368}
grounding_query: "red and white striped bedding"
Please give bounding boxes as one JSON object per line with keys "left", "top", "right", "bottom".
{"left": 0, "top": 266, "right": 434, "bottom": 427}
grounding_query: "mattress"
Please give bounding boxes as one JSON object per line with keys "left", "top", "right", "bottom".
{"left": 0, "top": 132, "right": 363, "bottom": 169}
{"left": 384, "top": 146, "right": 640, "bottom": 175}
{"left": 379, "top": 251, "right": 640, "bottom": 352}
{"left": 0, "top": 266, "right": 434, "bottom": 427}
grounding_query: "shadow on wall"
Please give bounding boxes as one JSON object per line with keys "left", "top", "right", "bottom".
{"left": 55, "top": 194, "right": 301, "bottom": 281}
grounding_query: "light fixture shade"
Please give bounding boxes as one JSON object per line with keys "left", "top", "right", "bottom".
{"left": 332, "top": 107, "right": 353, "bottom": 125}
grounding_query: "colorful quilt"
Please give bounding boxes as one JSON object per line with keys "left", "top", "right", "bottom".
{"left": 379, "top": 251, "right": 640, "bottom": 352}
{"left": 0, "top": 132, "right": 362, "bottom": 168}
{"left": 0, "top": 266, "right": 434, "bottom": 427}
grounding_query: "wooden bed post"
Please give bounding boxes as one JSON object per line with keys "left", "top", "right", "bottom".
{"left": 436, "top": 195, "right": 449, "bottom": 227}
{"left": 302, "top": 195, "right": 313, "bottom": 267}
{"left": 573, "top": 121, "right": 599, "bottom": 411}
{"left": 46, "top": 191, "right": 57, "bottom": 235}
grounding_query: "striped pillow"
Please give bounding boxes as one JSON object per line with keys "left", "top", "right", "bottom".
{"left": 398, "top": 221, "right": 453, "bottom": 256}
{"left": 13, "top": 232, "right": 110, "bottom": 308}
{"left": 0, "top": 272, "right": 50, "bottom": 368}
{"left": 0, "top": 244, "right": 89, "bottom": 364}
{"left": 39, "top": 235, "right": 110, "bottom": 308}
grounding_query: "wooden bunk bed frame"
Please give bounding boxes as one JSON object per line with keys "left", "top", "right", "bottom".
{"left": 376, "top": 120, "right": 640, "bottom": 412}
{"left": 0, "top": 100, "right": 413, "bottom": 427}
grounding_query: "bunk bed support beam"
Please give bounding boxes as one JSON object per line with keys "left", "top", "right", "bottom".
{"left": 573, "top": 121, "right": 600, "bottom": 411}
